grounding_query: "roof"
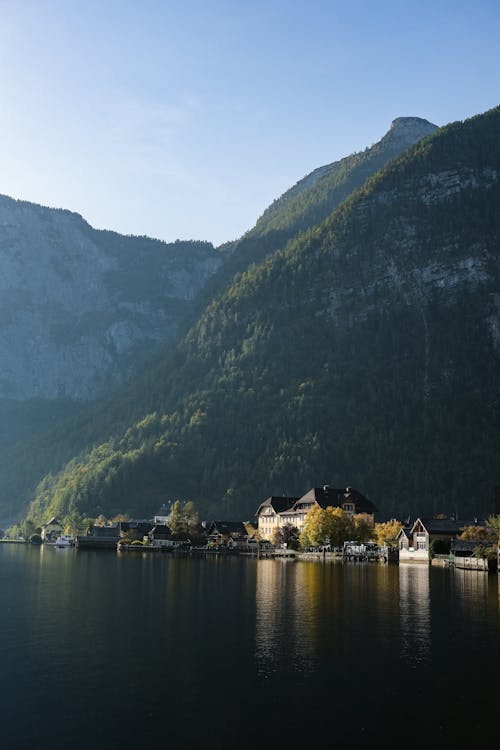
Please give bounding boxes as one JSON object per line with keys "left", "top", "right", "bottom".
{"left": 206, "top": 520, "right": 248, "bottom": 536}
{"left": 396, "top": 526, "right": 412, "bottom": 539}
{"left": 294, "top": 486, "right": 378, "bottom": 514}
{"left": 150, "top": 524, "right": 172, "bottom": 538}
{"left": 255, "top": 496, "right": 299, "bottom": 516}
{"left": 451, "top": 538, "right": 490, "bottom": 552}
{"left": 413, "top": 517, "right": 486, "bottom": 535}
{"left": 44, "top": 517, "right": 61, "bottom": 526}
{"left": 92, "top": 526, "right": 121, "bottom": 538}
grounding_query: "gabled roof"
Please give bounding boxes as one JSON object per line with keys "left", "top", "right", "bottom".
{"left": 396, "top": 525, "right": 412, "bottom": 539}
{"left": 412, "top": 517, "right": 486, "bottom": 536}
{"left": 294, "top": 486, "right": 378, "bottom": 514}
{"left": 149, "top": 524, "right": 172, "bottom": 538}
{"left": 206, "top": 520, "right": 247, "bottom": 536}
{"left": 44, "top": 516, "right": 61, "bottom": 526}
{"left": 255, "top": 496, "right": 299, "bottom": 516}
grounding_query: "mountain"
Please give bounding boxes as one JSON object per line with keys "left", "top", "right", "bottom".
{"left": 185, "top": 117, "right": 439, "bottom": 323}
{"left": 22, "top": 104, "right": 500, "bottom": 528}
{"left": 0, "top": 195, "right": 222, "bottom": 403}
{"left": 0, "top": 114, "right": 438, "bottom": 525}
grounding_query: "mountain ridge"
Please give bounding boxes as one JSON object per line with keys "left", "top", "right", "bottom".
{"left": 20, "top": 104, "right": 500, "bottom": 527}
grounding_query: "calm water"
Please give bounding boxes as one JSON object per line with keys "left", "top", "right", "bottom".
{"left": 0, "top": 544, "right": 498, "bottom": 749}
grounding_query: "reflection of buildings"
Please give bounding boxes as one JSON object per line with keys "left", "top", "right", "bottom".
{"left": 255, "top": 560, "right": 319, "bottom": 675}
{"left": 399, "top": 563, "right": 431, "bottom": 665}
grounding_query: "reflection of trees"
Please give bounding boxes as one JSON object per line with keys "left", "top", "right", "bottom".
{"left": 255, "top": 560, "right": 319, "bottom": 676}
{"left": 451, "top": 567, "right": 489, "bottom": 619}
{"left": 399, "top": 563, "right": 431, "bottom": 666}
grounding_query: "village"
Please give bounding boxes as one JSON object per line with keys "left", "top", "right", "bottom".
{"left": 31, "top": 483, "right": 500, "bottom": 573}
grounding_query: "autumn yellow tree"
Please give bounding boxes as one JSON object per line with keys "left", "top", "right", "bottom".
{"left": 300, "top": 506, "right": 326, "bottom": 548}
{"left": 300, "top": 506, "right": 355, "bottom": 548}
{"left": 373, "top": 519, "right": 403, "bottom": 547}
{"left": 458, "top": 525, "right": 493, "bottom": 542}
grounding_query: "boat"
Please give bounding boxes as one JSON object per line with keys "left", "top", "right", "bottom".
{"left": 54, "top": 534, "right": 74, "bottom": 548}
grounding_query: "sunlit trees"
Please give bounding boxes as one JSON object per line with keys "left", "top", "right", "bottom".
{"left": 167, "top": 500, "right": 183, "bottom": 534}
{"left": 458, "top": 524, "right": 492, "bottom": 542}
{"left": 300, "top": 506, "right": 356, "bottom": 549}
{"left": 373, "top": 519, "right": 403, "bottom": 547}
{"left": 167, "top": 499, "right": 199, "bottom": 536}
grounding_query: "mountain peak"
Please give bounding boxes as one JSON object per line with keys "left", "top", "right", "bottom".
{"left": 387, "top": 116, "right": 438, "bottom": 142}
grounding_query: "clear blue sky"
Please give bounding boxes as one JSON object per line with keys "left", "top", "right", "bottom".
{"left": 0, "top": 0, "right": 498, "bottom": 246}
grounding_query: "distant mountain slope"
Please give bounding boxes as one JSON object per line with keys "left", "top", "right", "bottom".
{"left": 24, "top": 105, "right": 500, "bottom": 527}
{"left": 0, "top": 195, "right": 222, "bottom": 401}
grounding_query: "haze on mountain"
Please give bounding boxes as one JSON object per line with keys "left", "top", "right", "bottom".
{"left": 2, "top": 106, "right": 499, "bottom": 528}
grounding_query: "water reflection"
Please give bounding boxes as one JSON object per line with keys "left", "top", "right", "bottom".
{"left": 255, "top": 559, "right": 320, "bottom": 676}
{"left": 398, "top": 563, "right": 431, "bottom": 666}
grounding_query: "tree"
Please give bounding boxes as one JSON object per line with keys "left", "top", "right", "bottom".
{"left": 373, "top": 519, "right": 403, "bottom": 547}
{"left": 65, "top": 511, "right": 84, "bottom": 537}
{"left": 354, "top": 514, "right": 373, "bottom": 543}
{"left": 300, "top": 506, "right": 355, "bottom": 549}
{"left": 272, "top": 522, "right": 300, "bottom": 550}
{"left": 183, "top": 501, "right": 199, "bottom": 533}
{"left": 323, "top": 507, "right": 356, "bottom": 548}
{"left": 22, "top": 519, "right": 36, "bottom": 540}
{"left": 167, "top": 500, "right": 184, "bottom": 534}
{"left": 458, "top": 525, "right": 493, "bottom": 542}
{"left": 485, "top": 514, "right": 500, "bottom": 544}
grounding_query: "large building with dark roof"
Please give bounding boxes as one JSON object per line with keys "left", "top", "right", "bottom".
{"left": 256, "top": 486, "right": 377, "bottom": 541}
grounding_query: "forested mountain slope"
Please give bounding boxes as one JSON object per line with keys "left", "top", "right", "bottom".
{"left": 25, "top": 105, "right": 500, "bottom": 526}
{"left": 198, "top": 116, "right": 438, "bottom": 304}
{"left": 1, "top": 115, "right": 436, "bottom": 524}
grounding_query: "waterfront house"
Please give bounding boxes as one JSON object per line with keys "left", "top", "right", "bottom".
{"left": 205, "top": 520, "right": 249, "bottom": 547}
{"left": 41, "top": 517, "right": 63, "bottom": 543}
{"left": 256, "top": 486, "right": 377, "bottom": 541}
{"left": 146, "top": 524, "right": 186, "bottom": 548}
{"left": 397, "top": 517, "right": 486, "bottom": 563}
{"left": 76, "top": 524, "right": 121, "bottom": 549}
{"left": 255, "top": 496, "right": 300, "bottom": 541}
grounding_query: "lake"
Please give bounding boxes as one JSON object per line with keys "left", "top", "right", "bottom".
{"left": 0, "top": 544, "right": 498, "bottom": 749}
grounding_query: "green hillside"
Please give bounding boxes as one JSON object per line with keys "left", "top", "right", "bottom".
{"left": 24, "top": 105, "right": 500, "bottom": 527}
{"left": 1, "top": 115, "right": 436, "bottom": 524}
{"left": 198, "top": 116, "right": 437, "bottom": 301}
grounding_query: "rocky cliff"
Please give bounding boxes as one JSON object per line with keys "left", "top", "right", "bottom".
{"left": 0, "top": 196, "right": 222, "bottom": 401}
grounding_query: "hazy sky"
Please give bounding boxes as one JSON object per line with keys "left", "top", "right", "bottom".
{"left": 0, "top": 0, "right": 498, "bottom": 246}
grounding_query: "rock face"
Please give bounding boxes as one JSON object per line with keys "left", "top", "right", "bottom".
{"left": 0, "top": 196, "right": 222, "bottom": 400}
